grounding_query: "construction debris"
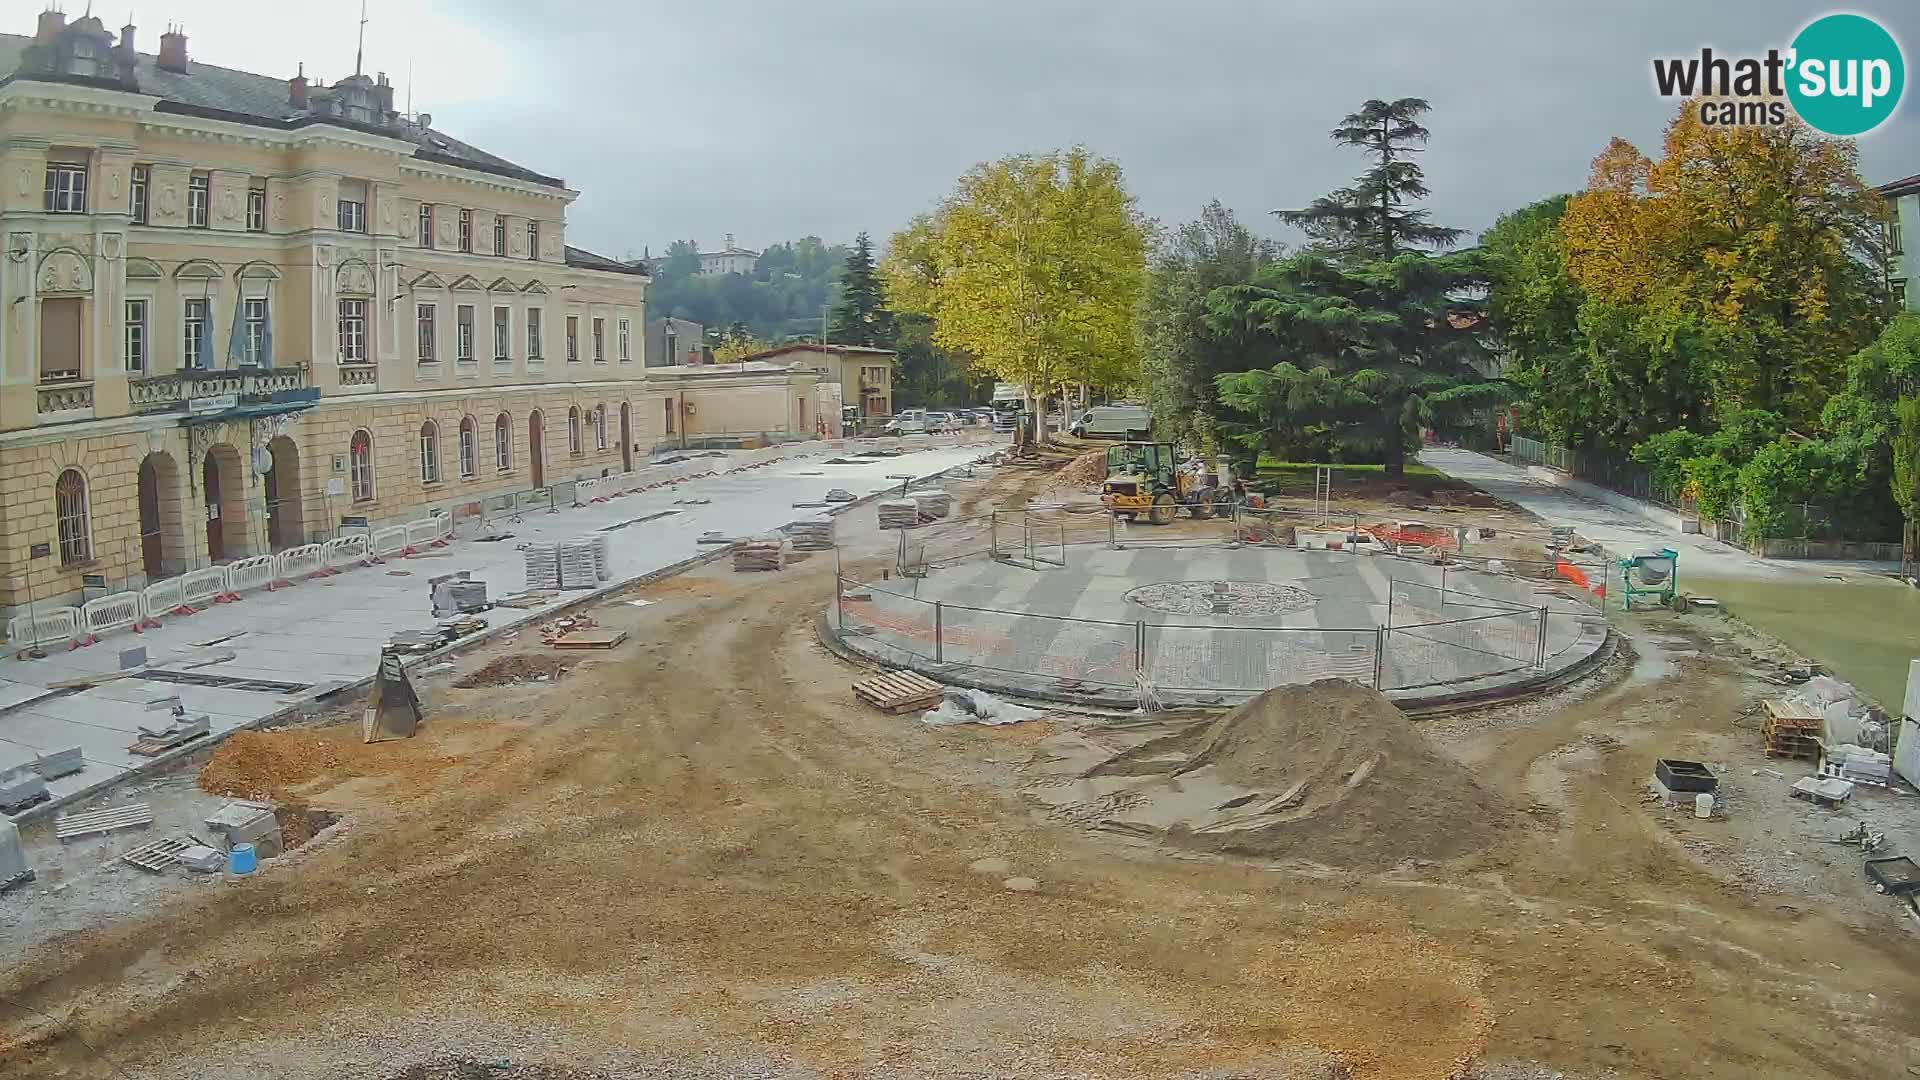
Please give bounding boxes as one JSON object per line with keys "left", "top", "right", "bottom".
{"left": 733, "top": 537, "right": 785, "bottom": 572}
{"left": 878, "top": 500, "right": 921, "bottom": 529}
{"left": 824, "top": 488, "right": 856, "bottom": 502}
{"left": 174, "top": 844, "right": 226, "bottom": 873}
{"left": 55, "top": 803, "right": 155, "bottom": 842}
{"left": 922, "top": 688, "right": 1045, "bottom": 727}
{"left": 129, "top": 695, "right": 211, "bottom": 756}
{"left": 550, "top": 629, "right": 628, "bottom": 649}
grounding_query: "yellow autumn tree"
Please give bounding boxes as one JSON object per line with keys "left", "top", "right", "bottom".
{"left": 1560, "top": 101, "right": 1886, "bottom": 427}
{"left": 884, "top": 148, "right": 1149, "bottom": 441}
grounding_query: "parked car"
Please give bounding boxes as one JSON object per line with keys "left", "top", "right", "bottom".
{"left": 884, "top": 408, "right": 929, "bottom": 435}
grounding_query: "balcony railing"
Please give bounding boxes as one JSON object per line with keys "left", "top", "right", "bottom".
{"left": 339, "top": 364, "right": 379, "bottom": 388}
{"left": 37, "top": 382, "right": 95, "bottom": 415}
{"left": 129, "top": 366, "right": 308, "bottom": 413}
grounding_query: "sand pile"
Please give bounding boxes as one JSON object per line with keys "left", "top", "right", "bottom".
{"left": 1046, "top": 448, "right": 1109, "bottom": 492}
{"left": 198, "top": 730, "right": 344, "bottom": 802}
{"left": 1088, "top": 680, "right": 1509, "bottom": 867}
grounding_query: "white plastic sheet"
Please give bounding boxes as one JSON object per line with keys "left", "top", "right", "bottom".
{"left": 922, "top": 688, "right": 1044, "bottom": 727}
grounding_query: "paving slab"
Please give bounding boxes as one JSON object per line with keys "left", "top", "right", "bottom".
{"left": 2, "top": 436, "right": 998, "bottom": 817}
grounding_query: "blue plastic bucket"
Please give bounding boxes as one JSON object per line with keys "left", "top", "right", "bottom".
{"left": 228, "top": 843, "right": 257, "bottom": 876}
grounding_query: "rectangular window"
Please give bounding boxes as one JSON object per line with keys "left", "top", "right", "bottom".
{"left": 243, "top": 298, "right": 268, "bottom": 366}
{"left": 527, "top": 307, "right": 543, "bottom": 359}
{"left": 493, "top": 217, "right": 507, "bottom": 256}
{"left": 618, "top": 318, "right": 631, "bottom": 362}
{"left": 592, "top": 318, "right": 605, "bottom": 363}
{"left": 129, "top": 165, "right": 149, "bottom": 224}
{"left": 183, "top": 298, "right": 209, "bottom": 369}
{"left": 246, "top": 185, "right": 266, "bottom": 232}
{"left": 459, "top": 209, "right": 472, "bottom": 252}
{"left": 664, "top": 397, "right": 676, "bottom": 435}
{"left": 125, "top": 300, "right": 148, "bottom": 373}
{"left": 457, "top": 305, "right": 476, "bottom": 361}
{"left": 420, "top": 427, "right": 439, "bottom": 483}
{"left": 566, "top": 316, "right": 579, "bottom": 362}
{"left": 459, "top": 424, "right": 476, "bottom": 478}
{"left": 338, "top": 196, "right": 365, "bottom": 233}
{"left": 40, "top": 297, "right": 84, "bottom": 381}
{"left": 419, "top": 204, "right": 434, "bottom": 249}
{"left": 1892, "top": 205, "right": 1906, "bottom": 256}
{"left": 527, "top": 221, "right": 540, "bottom": 260}
{"left": 338, "top": 299, "right": 368, "bottom": 362}
{"left": 417, "top": 303, "right": 437, "bottom": 362}
{"left": 496, "top": 419, "right": 512, "bottom": 471}
{"left": 493, "top": 306, "right": 511, "bottom": 361}
{"left": 1896, "top": 281, "right": 1910, "bottom": 310}
{"left": 188, "top": 173, "right": 209, "bottom": 227}
{"left": 43, "top": 162, "right": 88, "bottom": 213}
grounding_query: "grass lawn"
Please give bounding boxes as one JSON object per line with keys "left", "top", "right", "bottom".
{"left": 1253, "top": 458, "right": 1464, "bottom": 495}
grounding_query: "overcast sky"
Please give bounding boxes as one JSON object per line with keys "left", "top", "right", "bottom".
{"left": 110, "top": 1, "right": 1920, "bottom": 259}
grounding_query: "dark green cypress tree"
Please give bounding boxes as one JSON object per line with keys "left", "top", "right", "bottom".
{"left": 827, "top": 232, "right": 897, "bottom": 348}
{"left": 1274, "top": 98, "right": 1462, "bottom": 263}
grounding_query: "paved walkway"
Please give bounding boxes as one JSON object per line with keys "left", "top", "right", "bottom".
{"left": 0, "top": 437, "right": 998, "bottom": 812}
{"left": 1419, "top": 447, "right": 1897, "bottom": 581}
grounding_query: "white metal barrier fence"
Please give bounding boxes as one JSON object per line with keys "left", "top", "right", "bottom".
{"left": 78, "top": 591, "right": 147, "bottom": 644}
{"left": 7, "top": 606, "right": 81, "bottom": 651}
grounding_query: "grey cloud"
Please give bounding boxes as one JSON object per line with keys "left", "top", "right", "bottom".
{"left": 413, "top": 0, "right": 1920, "bottom": 256}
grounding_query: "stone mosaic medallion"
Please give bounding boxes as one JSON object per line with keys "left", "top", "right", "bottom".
{"left": 1124, "top": 580, "right": 1317, "bottom": 616}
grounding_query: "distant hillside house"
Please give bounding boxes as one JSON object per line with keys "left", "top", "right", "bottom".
{"left": 696, "top": 233, "right": 759, "bottom": 276}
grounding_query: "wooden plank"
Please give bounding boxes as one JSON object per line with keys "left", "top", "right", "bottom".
{"left": 551, "top": 629, "right": 627, "bottom": 650}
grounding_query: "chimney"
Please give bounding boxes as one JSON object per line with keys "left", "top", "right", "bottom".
{"left": 375, "top": 72, "right": 394, "bottom": 117}
{"left": 157, "top": 25, "right": 188, "bottom": 73}
{"left": 119, "top": 22, "right": 136, "bottom": 53}
{"left": 36, "top": 10, "right": 67, "bottom": 41}
{"left": 288, "top": 63, "right": 308, "bottom": 109}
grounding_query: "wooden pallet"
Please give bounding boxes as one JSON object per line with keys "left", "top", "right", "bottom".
{"left": 56, "top": 803, "right": 154, "bottom": 841}
{"left": 121, "top": 836, "right": 193, "bottom": 873}
{"left": 852, "top": 670, "right": 945, "bottom": 714}
{"left": 127, "top": 730, "right": 209, "bottom": 757}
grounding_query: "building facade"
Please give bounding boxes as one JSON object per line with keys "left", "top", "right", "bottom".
{"left": 1880, "top": 173, "right": 1920, "bottom": 312}
{"left": 643, "top": 361, "right": 821, "bottom": 449}
{"left": 694, "top": 233, "right": 758, "bottom": 276}
{"left": 0, "top": 13, "right": 670, "bottom": 619}
{"left": 645, "top": 317, "right": 706, "bottom": 367}
{"left": 742, "top": 344, "right": 895, "bottom": 418}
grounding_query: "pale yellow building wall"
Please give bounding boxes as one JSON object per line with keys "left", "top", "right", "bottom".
{"left": 0, "top": 69, "right": 653, "bottom": 618}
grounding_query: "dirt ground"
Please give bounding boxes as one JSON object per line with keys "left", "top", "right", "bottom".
{"left": 4, "top": 457, "right": 1920, "bottom": 1079}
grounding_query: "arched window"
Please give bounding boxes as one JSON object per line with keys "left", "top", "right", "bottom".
{"left": 494, "top": 412, "right": 512, "bottom": 471}
{"left": 419, "top": 420, "right": 440, "bottom": 483}
{"left": 55, "top": 468, "right": 91, "bottom": 566}
{"left": 349, "top": 429, "right": 374, "bottom": 501}
{"left": 458, "top": 416, "right": 477, "bottom": 478}
{"left": 594, "top": 403, "right": 607, "bottom": 450}
{"left": 568, "top": 406, "right": 582, "bottom": 454}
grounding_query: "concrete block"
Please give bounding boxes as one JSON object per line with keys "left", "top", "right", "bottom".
{"left": 0, "top": 819, "right": 31, "bottom": 888}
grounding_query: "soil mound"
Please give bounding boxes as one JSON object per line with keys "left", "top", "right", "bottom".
{"left": 197, "top": 730, "right": 343, "bottom": 802}
{"left": 1090, "top": 680, "right": 1508, "bottom": 867}
{"left": 1046, "top": 448, "right": 1108, "bottom": 492}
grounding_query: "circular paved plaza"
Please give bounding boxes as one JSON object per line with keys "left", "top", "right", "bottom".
{"left": 831, "top": 543, "right": 1609, "bottom": 709}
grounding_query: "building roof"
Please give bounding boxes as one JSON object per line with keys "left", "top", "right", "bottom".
{"left": 0, "top": 30, "right": 562, "bottom": 188}
{"left": 563, "top": 245, "right": 648, "bottom": 277}
{"left": 742, "top": 343, "right": 898, "bottom": 363}
{"left": 1878, "top": 172, "right": 1920, "bottom": 198}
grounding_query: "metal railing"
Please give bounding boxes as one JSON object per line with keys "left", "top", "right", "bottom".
{"left": 833, "top": 517, "right": 1604, "bottom": 697}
